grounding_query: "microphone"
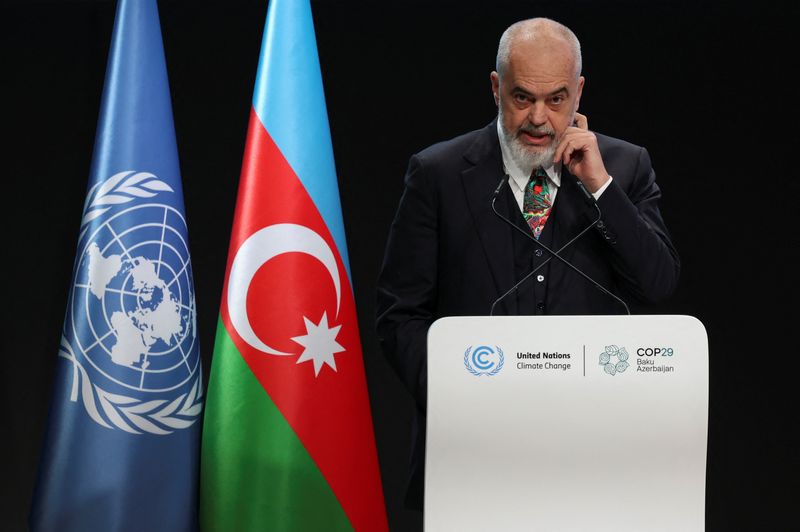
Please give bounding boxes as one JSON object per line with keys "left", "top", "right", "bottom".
{"left": 489, "top": 175, "right": 630, "bottom": 315}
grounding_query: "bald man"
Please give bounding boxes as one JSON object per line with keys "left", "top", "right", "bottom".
{"left": 376, "top": 18, "right": 679, "bottom": 510}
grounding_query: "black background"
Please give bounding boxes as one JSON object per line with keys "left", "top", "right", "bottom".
{"left": 2, "top": 1, "right": 798, "bottom": 531}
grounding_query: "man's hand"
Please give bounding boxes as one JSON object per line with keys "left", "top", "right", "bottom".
{"left": 554, "top": 112, "right": 610, "bottom": 193}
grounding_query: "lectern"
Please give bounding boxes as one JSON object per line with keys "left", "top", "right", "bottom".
{"left": 425, "top": 315, "right": 708, "bottom": 531}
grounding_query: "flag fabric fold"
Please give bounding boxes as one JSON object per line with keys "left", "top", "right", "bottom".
{"left": 30, "top": 1, "right": 203, "bottom": 530}
{"left": 200, "top": 0, "right": 388, "bottom": 530}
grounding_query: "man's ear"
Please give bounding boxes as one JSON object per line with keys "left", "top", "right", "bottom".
{"left": 490, "top": 71, "right": 500, "bottom": 106}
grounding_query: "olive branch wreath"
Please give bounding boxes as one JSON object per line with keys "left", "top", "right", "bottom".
{"left": 81, "top": 170, "right": 173, "bottom": 227}
{"left": 59, "top": 336, "right": 203, "bottom": 435}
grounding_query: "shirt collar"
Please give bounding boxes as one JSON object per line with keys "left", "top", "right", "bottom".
{"left": 496, "top": 120, "right": 561, "bottom": 192}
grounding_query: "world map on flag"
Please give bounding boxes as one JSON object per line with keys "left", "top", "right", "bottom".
{"left": 85, "top": 242, "right": 184, "bottom": 370}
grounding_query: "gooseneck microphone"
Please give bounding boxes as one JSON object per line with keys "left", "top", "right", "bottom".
{"left": 489, "top": 175, "right": 630, "bottom": 316}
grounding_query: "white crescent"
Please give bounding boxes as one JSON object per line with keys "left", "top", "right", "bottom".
{"left": 227, "top": 223, "right": 341, "bottom": 356}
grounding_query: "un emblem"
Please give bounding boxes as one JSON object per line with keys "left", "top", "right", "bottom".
{"left": 464, "top": 345, "right": 504, "bottom": 376}
{"left": 59, "top": 171, "right": 203, "bottom": 435}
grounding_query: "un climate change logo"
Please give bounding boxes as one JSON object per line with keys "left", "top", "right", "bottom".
{"left": 464, "top": 345, "right": 504, "bottom": 376}
{"left": 59, "top": 171, "right": 203, "bottom": 435}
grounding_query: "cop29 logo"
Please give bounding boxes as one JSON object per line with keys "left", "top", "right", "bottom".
{"left": 464, "top": 345, "right": 504, "bottom": 376}
{"left": 599, "top": 344, "right": 630, "bottom": 376}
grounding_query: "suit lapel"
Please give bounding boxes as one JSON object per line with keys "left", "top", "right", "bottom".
{"left": 551, "top": 168, "right": 594, "bottom": 255}
{"left": 459, "top": 122, "right": 517, "bottom": 314}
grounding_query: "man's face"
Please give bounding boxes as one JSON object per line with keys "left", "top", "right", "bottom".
{"left": 491, "top": 37, "right": 584, "bottom": 170}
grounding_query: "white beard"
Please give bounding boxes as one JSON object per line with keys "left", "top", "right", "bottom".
{"left": 497, "top": 108, "right": 563, "bottom": 173}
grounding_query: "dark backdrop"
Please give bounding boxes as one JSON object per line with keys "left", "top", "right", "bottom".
{"left": 3, "top": 1, "right": 798, "bottom": 531}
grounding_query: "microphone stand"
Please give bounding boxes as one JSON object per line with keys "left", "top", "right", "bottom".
{"left": 489, "top": 176, "right": 630, "bottom": 316}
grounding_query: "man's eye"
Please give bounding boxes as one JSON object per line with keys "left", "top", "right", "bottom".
{"left": 513, "top": 94, "right": 528, "bottom": 103}
{"left": 550, "top": 96, "right": 564, "bottom": 105}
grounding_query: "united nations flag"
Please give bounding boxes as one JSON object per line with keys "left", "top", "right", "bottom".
{"left": 30, "top": 1, "right": 202, "bottom": 531}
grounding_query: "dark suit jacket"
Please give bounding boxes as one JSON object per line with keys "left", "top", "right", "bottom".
{"left": 375, "top": 120, "right": 679, "bottom": 509}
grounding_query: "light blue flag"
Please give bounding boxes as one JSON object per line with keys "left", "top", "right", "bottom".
{"left": 30, "top": 1, "right": 202, "bottom": 530}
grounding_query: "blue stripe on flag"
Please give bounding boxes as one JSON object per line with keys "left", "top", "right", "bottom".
{"left": 252, "top": 0, "right": 352, "bottom": 280}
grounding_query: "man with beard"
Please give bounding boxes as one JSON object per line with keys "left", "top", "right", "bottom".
{"left": 376, "top": 17, "right": 679, "bottom": 510}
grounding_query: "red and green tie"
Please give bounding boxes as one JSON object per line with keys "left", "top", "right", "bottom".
{"left": 523, "top": 167, "right": 552, "bottom": 239}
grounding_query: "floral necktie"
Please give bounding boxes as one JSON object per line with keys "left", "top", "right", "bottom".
{"left": 522, "top": 167, "right": 552, "bottom": 239}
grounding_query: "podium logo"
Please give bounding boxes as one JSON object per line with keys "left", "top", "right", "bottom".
{"left": 464, "top": 345, "right": 504, "bottom": 376}
{"left": 599, "top": 345, "right": 630, "bottom": 376}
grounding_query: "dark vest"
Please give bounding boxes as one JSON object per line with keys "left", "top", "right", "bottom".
{"left": 503, "top": 184, "right": 560, "bottom": 315}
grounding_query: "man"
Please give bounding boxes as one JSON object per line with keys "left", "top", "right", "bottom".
{"left": 376, "top": 18, "right": 679, "bottom": 510}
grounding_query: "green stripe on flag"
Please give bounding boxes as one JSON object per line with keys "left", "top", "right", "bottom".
{"left": 200, "top": 318, "right": 352, "bottom": 531}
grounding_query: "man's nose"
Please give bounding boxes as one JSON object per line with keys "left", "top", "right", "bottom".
{"left": 528, "top": 102, "right": 548, "bottom": 127}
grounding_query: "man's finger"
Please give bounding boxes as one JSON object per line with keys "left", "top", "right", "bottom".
{"left": 553, "top": 137, "right": 567, "bottom": 164}
{"left": 563, "top": 143, "right": 575, "bottom": 166}
{"left": 556, "top": 138, "right": 575, "bottom": 165}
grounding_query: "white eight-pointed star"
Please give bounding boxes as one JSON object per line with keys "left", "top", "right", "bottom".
{"left": 291, "top": 312, "right": 345, "bottom": 376}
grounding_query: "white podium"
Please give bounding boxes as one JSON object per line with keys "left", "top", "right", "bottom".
{"left": 425, "top": 315, "right": 708, "bottom": 532}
